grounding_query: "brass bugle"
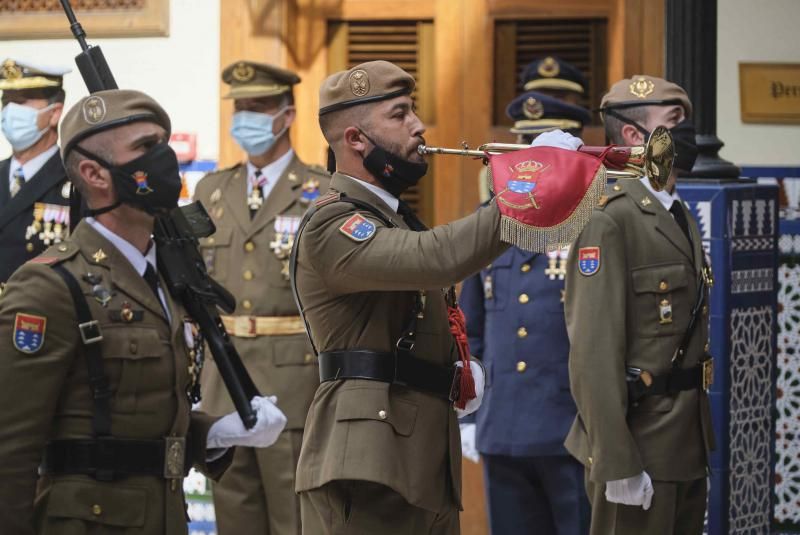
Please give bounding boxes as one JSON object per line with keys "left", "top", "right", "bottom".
{"left": 418, "top": 126, "right": 675, "bottom": 191}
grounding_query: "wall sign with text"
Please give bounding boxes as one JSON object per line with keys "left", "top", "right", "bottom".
{"left": 739, "top": 63, "right": 800, "bottom": 124}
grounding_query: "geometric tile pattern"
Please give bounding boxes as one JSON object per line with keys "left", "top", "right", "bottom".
{"left": 729, "top": 306, "right": 774, "bottom": 534}
{"left": 775, "top": 262, "right": 800, "bottom": 526}
{"left": 731, "top": 268, "right": 775, "bottom": 294}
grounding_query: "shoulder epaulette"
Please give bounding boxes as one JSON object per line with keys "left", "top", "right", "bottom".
{"left": 596, "top": 182, "right": 627, "bottom": 210}
{"left": 26, "top": 242, "right": 79, "bottom": 266}
{"left": 307, "top": 164, "right": 331, "bottom": 176}
{"left": 315, "top": 191, "right": 341, "bottom": 208}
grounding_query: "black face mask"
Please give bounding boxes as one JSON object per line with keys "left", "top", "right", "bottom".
{"left": 667, "top": 119, "right": 699, "bottom": 172}
{"left": 359, "top": 130, "right": 428, "bottom": 198}
{"left": 74, "top": 142, "right": 182, "bottom": 217}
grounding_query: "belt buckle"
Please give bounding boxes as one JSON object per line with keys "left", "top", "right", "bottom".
{"left": 163, "top": 437, "right": 186, "bottom": 479}
{"left": 78, "top": 320, "right": 103, "bottom": 344}
{"left": 702, "top": 358, "right": 714, "bottom": 391}
{"left": 234, "top": 316, "right": 257, "bottom": 338}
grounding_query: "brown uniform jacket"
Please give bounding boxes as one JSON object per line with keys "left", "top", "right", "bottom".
{"left": 293, "top": 173, "right": 507, "bottom": 514}
{"left": 564, "top": 179, "right": 715, "bottom": 484}
{"left": 194, "top": 155, "right": 330, "bottom": 428}
{"left": 0, "top": 221, "right": 231, "bottom": 535}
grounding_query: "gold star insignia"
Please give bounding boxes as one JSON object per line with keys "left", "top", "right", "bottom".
{"left": 641, "top": 197, "right": 652, "bottom": 206}
{"left": 288, "top": 171, "right": 298, "bottom": 182}
{"left": 210, "top": 188, "right": 222, "bottom": 203}
{"left": 598, "top": 195, "right": 608, "bottom": 207}
{"left": 92, "top": 249, "right": 107, "bottom": 263}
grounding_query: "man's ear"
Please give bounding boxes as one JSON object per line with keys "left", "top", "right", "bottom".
{"left": 48, "top": 103, "right": 64, "bottom": 129}
{"left": 280, "top": 107, "right": 296, "bottom": 131}
{"left": 343, "top": 126, "right": 368, "bottom": 154}
{"left": 621, "top": 123, "right": 645, "bottom": 146}
{"left": 78, "top": 158, "right": 111, "bottom": 192}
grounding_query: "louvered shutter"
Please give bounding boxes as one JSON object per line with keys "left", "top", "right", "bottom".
{"left": 494, "top": 19, "right": 608, "bottom": 127}
{"left": 328, "top": 20, "right": 435, "bottom": 221}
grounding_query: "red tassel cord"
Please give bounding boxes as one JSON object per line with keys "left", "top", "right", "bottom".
{"left": 448, "top": 304, "right": 476, "bottom": 409}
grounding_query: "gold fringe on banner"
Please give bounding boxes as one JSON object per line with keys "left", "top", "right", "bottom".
{"left": 496, "top": 165, "right": 608, "bottom": 253}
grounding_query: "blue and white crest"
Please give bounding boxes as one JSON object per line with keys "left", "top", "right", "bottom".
{"left": 578, "top": 247, "right": 600, "bottom": 276}
{"left": 339, "top": 213, "right": 376, "bottom": 242}
{"left": 508, "top": 180, "right": 537, "bottom": 194}
{"left": 13, "top": 313, "right": 47, "bottom": 354}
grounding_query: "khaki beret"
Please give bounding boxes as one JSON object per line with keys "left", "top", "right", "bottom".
{"left": 0, "top": 58, "right": 70, "bottom": 91}
{"left": 222, "top": 61, "right": 300, "bottom": 100}
{"left": 319, "top": 60, "right": 415, "bottom": 116}
{"left": 600, "top": 75, "right": 692, "bottom": 118}
{"left": 60, "top": 89, "right": 171, "bottom": 159}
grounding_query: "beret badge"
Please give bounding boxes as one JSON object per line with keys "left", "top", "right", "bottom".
{"left": 349, "top": 69, "right": 370, "bottom": 97}
{"left": 629, "top": 76, "right": 655, "bottom": 99}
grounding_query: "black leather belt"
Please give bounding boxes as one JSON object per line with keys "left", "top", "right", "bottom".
{"left": 626, "top": 357, "right": 714, "bottom": 404}
{"left": 41, "top": 437, "right": 187, "bottom": 482}
{"left": 318, "top": 350, "right": 460, "bottom": 402}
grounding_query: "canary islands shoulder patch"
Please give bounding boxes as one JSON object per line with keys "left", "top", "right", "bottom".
{"left": 13, "top": 313, "right": 47, "bottom": 354}
{"left": 339, "top": 214, "right": 376, "bottom": 242}
{"left": 578, "top": 247, "right": 600, "bottom": 276}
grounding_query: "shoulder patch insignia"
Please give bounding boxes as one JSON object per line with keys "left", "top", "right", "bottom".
{"left": 13, "top": 313, "right": 47, "bottom": 354}
{"left": 578, "top": 247, "right": 601, "bottom": 276}
{"left": 339, "top": 213, "right": 376, "bottom": 242}
{"left": 315, "top": 192, "right": 341, "bottom": 208}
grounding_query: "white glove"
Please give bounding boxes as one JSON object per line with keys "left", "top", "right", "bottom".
{"left": 530, "top": 129, "right": 584, "bottom": 151}
{"left": 207, "top": 396, "right": 287, "bottom": 449}
{"left": 605, "top": 471, "right": 654, "bottom": 510}
{"left": 459, "top": 423, "right": 480, "bottom": 463}
{"left": 455, "top": 361, "right": 485, "bottom": 418}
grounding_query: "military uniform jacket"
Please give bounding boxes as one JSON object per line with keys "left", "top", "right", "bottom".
{"left": 292, "top": 173, "right": 507, "bottom": 514}
{"left": 0, "top": 151, "right": 70, "bottom": 285}
{"left": 0, "top": 221, "right": 232, "bottom": 535}
{"left": 563, "top": 179, "right": 715, "bottom": 484}
{"left": 460, "top": 246, "right": 577, "bottom": 457}
{"left": 194, "top": 154, "right": 330, "bottom": 428}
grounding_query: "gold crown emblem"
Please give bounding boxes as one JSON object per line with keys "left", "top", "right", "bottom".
{"left": 232, "top": 63, "right": 255, "bottom": 83}
{"left": 514, "top": 159, "right": 546, "bottom": 175}
{"left": 349, "top": 69, "right": 370, "bottom": 97}
{"left": 537, "top": 57, "right": 560, "bottom": 78}
{"left": 523, "top": 97, "right": 544, "bottom": 119}
{"left": 629, "top": 76, "right": 655, "bottom": 99}
{"left": 1, "top": 59, "right": 22, "bottom": 81}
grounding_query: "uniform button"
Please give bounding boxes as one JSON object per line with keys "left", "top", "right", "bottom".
{"left": 378, "top": 410, "right": 387, "bottom": 420}
{"left": 588, "top": 456, "right": 593, "bottom": 465}
{"left": 243, "top": 270, "right": 254, "bottom": 281}
{"left": 704, "top": 343, "right": 710, "bottom": 352}
{"left": 26, "top": 242, "right": 34, "bottom": 253}
{"left": 517, "top": 327, "right": 528, "bottom": 338}
{"left": 304, "top": 353, "right": 313, "bottom": 363}
{"left": 242, "top": 300, "right": 252, "bottom": 310}
{"left": 516, "top": 361, "right": 527, "bottom": 373}
{"left": 659, "top": 280, "right": 668, "bottom": 291}
{"left": 518, "top": 293, "right": 530, "bottom": 304}
{"left": 244, "top": 241, "right": 255, "bottom": 252}
{"left": 129, "top": 342, "right": 138, "bottom": 354}
{"left": 613, "top": 184, "right": 622, "bottom": 191}
{"left": 58, "top": 244, "right": 68, "bottom": 252}
{"left": 189, "top": 350, "right": 196, "bottom": 358}
{"left": 92, "top": 504, "right": 102, "bottom": 516}
{"left": 520, "top": 263, "right": 531, "bottom": 273}
{"left": 207, "top": 237, "right": 215, "bottom": 246}
{"left": 702, "top": 305, "right": 709, "bottom": 315}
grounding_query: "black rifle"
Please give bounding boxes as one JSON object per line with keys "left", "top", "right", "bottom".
{"left": 60, "top": 0, "right": 260, "bottom": 428}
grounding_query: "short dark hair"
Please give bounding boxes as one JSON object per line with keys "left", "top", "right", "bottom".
{"left": 603, "top": 106, "right": 649, "bottom": 145}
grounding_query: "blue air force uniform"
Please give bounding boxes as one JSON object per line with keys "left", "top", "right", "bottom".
{"left": 461, "top": 246, "right": 590, "bottom": 534}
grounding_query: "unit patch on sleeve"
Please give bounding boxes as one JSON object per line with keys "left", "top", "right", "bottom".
{"left": 13, "top": 313, "right": 47, "bottom": 354}
{"left": 577, "top": 247, "right": 601, "bottom": 276}
{"left": 339, "top": 213, "right": 376, "bottom": 242}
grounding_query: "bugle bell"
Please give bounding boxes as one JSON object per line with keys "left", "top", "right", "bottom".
{"left": 417, "top": 126, "right": 675, "bottom": 192}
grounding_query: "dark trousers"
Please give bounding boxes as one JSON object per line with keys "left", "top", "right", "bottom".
{"left": 584, "top": 471, "right": 707, "bottom": 535}
{"left": 300, "top": 480, "right": 460, "bottom": 535}
{"left": 483, "top": 454, "right": 590, "bottom": 535}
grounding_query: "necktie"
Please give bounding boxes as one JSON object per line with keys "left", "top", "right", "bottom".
{"left": 249, "top": 169, "right": 266, "bottom": 219}
{"left": 10, "top": 167, "right": 24, "bottom": 198}
{"left": 143, "top": 263, "right": 165, "bottom": 312}
{"left": 669, "top": 200, "right": 694, "bottom": 253}
{"left": 398, "top": 200, "right": 427, "bottom": 231}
